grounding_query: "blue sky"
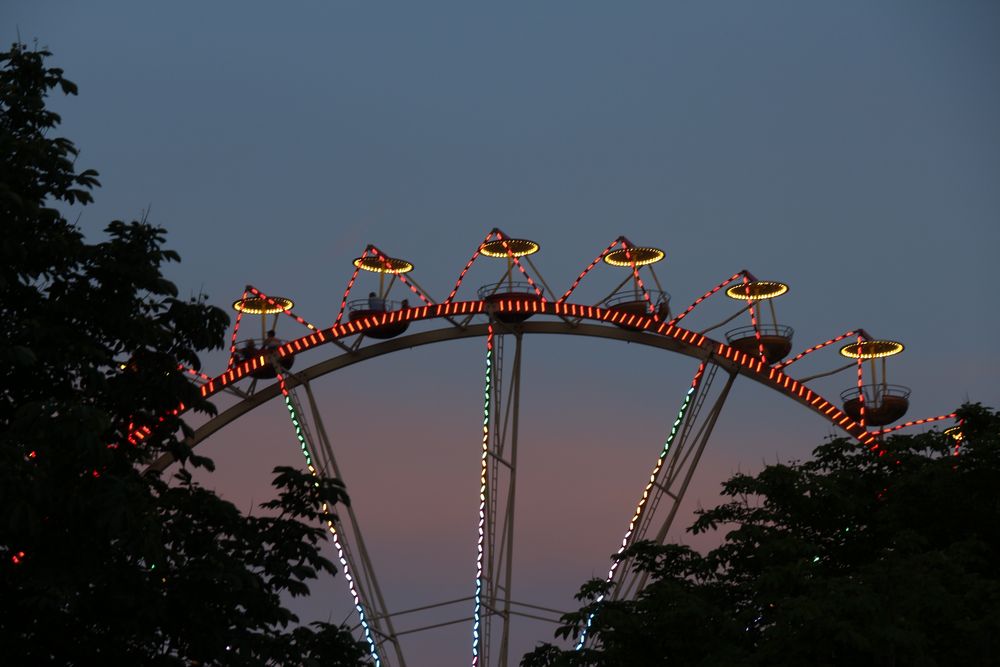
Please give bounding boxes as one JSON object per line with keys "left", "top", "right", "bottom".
{"left": 7, "top": 2, "right": 999, "bottom": 662}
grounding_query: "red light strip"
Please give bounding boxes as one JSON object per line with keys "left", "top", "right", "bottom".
{"left": 742, "top": 274, "right": 767, "bottom": 362}
{"left": 247, "top": 285, "right": 318, "bottom": 331}
{"left": 125, "top": 401, "right": 185, "bottom": 446}
{"left": 952, "top": 418, "right": 966, "bottom": 456}
{"left": 666, "top": 271, "right": 745, "bottom": 327}
{"left": 335, "top": 248, "right": 367, "bottom": 325}
{"left": 775, "top": 330, "right": 858, "bottom": 369}
{"left": 856, "top": 334, "right": 866, "bottom": 430}
{"left": 369, "top": 245, "right": 435, "bottom": 306}
{"left": 493, "top": 230, "right": 547, "bottom": 302}
{"left": 177, "top": 363, "right": 212, "bottom": 382}
{"left": 227, "top": 288, "right": 249, "bottom": 368}
{"left": 870, "top": 412, "right": 958, "bottom": 436}
{"left": 621, "top": 240, "right": 657, "bottom": 321}
{"left": 557, "top": 237, "right": 621, "bottom": 303}
{"left": 445, "top": 230, "right": 497, "bottom": 303}
{"left": 137, "top": 299, "right": 892, "bottom": 455}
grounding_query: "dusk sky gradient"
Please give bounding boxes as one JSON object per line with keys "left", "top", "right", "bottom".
{"left": 6, "top": 2, "right": 1000, "bottom": 663}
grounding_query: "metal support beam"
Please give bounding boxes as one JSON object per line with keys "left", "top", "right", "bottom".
{"left": 798, "top": 361, "right": 855, "bottom": 383}
{"left": 476, "top": 326, "right": 525, "bottom": 667}
{"left": 613, "top": 366, "right": 737, "bottom": 601}
{"left": 652, "top": 369, "right": 737, "bottom": 544}
{"left": 698, "top": 303, "right": 753, "bottom": 335}
{"left": 497, "top": 333, "right": 522, "bottom": 667}
{"left": 299, "top": 381, "right": 408, "bottom": 667}
{"left": 596, "top": 273, "right": 634, "bottom": 305}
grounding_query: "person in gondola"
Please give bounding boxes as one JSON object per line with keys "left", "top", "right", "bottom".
{"left": 368, "top": 291, "right": 385, "bottom": 311}
{"left": 241, "top": 339, "right": 258, "bottom": 361}
{"left": 262, "top": 329, "right": 278, "bottom": 351}
{"left": 400, "top": 298, "right": 409, "bottom": 310}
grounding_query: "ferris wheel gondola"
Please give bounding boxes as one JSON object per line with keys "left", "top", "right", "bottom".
{"left": 839, "top": 339, "right": 910, "bottom": 426}
{"left": 232, "top": 295, "right": 296, "bottom": 378}
{"left": 348, "top": 254, "right": 415, "bottom": 339}
{"left": 600, "top": 245, "right": 670, "bottom": 327}
{"left": 723, "top": 280, "right": 793, "bottom": 362}
{"left": 478, "top": 238, "right": 543, "bottom": 323}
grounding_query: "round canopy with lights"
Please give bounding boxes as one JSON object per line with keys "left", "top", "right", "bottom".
{"left": 839, "top": 340, "right": 905, "bottom": 359}
{"left": 725, "top": 280, "right": 789, "bottom": 301}
{"left": 944, "top": 426, "right": 964, "bottom": 442}
{"left": 480, "top": 238, "right": 540, "bottom": 258}
{"left": 232, "top": 296, "right": 294, "bottom": 315}
{"left": 353, "top": 256, "right": 414, "bottom": 274}
{"left": 603, "top": 246, "right": 664, "bottom": 267}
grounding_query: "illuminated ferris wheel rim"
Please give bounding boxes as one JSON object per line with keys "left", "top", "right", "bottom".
{"left": 150, "top": 298, "right": 884, "bottom": 473}
{"left": 153, "top": 321, "right": 845, "bottom": 473}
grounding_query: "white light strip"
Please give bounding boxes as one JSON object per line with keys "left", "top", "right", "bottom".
{"left": 575, "top": 362, "right": 707, "bottom": 649}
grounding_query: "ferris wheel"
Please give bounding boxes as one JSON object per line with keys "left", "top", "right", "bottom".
{"left": 143, "top": 229, "right": 959, "bottom": 667}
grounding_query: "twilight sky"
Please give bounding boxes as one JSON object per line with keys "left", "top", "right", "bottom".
{"left": 7, "top": 2, "right": 1000, "bottom": 663}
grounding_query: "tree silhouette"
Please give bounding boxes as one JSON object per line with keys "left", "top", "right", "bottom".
{"left": 0, "top": 43, "right": 370, "bottom": 665}
{"left": 524, "top": 404, "right": 1000, "bottom": 666}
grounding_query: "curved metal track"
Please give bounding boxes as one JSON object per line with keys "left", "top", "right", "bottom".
{"left": 150, "top": 301, "right": 878, "bottom": 471}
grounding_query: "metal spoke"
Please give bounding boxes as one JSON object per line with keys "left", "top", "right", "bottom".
{"left": 298, "top": 379, "right": 408, "bottom": 667}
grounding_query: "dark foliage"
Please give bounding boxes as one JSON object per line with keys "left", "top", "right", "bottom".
{"left": 523, "top": 404, "right": 1000, "bottom": 667}
{"left": 0, "top": 43, "right": 370, "bottom": 665}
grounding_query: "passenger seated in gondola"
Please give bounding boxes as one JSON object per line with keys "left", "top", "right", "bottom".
{"left": 262, "top": 329, "right": 279, "bottom": 351}
{"left": 400, "top": 298, "right": 409, "bottom": 310}
{"left": 368, "top": 291, "right": 386, "bottom": 311}
{"left": 241, "top": 339, "right": 258, "bottom": 361}
{"left": 654, "top": 293, "right": 671, "bottom": 319}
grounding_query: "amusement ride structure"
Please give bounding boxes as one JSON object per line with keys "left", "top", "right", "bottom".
{"left": 140, "top": 230, "right": 959, "bottom": 666}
